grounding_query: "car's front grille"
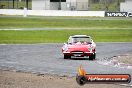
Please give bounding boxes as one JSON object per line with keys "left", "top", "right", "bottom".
{"left": 71, "top": 51, "right": 83, "bottom": 56}
{"left": 71, "top": 51, "right": 83, "bottom": 54}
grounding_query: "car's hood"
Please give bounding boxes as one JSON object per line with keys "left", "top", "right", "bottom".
{"left": 67, "top": 43, "right": 92, "bottom": 51}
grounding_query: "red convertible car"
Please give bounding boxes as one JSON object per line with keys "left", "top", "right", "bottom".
{"left": 62, "top": 35, "right": 96, "bottom": 60}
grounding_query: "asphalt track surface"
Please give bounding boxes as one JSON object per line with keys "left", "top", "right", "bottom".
{"left": 0, "top": 43, "right": 132, "bottom": 76}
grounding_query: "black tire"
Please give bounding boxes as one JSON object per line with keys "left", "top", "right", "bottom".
{"left": 89, "top": 53, "right": 96, "bottom": 60}
{"left": 93, "top": 53, "right": 96, "bottom": 59}
{"left": 76, "top": 75, "right": 87, "bottom": 85}
{"left": 64, "top": 55, "right": 71, "bottom": 59}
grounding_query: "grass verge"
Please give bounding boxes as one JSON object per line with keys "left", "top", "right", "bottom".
{"left": 0, "top": 29, "right": 132, "bottom": 44}
{"left": 0, "top": 16, "right": 132, "bottom": 29}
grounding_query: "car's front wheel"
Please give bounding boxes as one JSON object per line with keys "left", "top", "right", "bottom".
{"left": 64, "top": 55, "right": 71, "bottom": 59}
{"left": 89, "top": 53, "right": 96, "bottom": 60}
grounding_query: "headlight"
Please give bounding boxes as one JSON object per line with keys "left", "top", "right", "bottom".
{"left": 63, "top": 46, "right": 68, "bottom": 51}
{"left": 88, "top": 47, "right": 92, "bottom": 52}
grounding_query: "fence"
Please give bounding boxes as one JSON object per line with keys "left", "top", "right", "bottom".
{"left": 0, "top": 0, "right": 125, "bottom": 11}
{"left": 0, "top": 0, "right": 32, "bottom": 9}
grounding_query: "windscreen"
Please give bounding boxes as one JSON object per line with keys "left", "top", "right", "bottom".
{"left": 72, "top": 37, "right": 91, "bottom": 43}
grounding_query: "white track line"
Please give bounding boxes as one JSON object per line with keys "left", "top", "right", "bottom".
{"left": 0, "top": 28, "right": 132, "bottom": 30}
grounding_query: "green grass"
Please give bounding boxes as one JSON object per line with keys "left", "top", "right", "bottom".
{"left": 0, "top": 29, "right": 132, "bottom": 44}
{"left": 0, "top": 16, "right": 132, "bottom": 43}
{"left": 0, "top": 16, "right": 132, "bottom": 29}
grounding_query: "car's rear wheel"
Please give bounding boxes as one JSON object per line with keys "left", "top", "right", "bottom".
{"left": 89, "top": 53, "right": 96, "bottom": 60}
{"left": 64, "top": 55, "right": 71, "bottom": 59}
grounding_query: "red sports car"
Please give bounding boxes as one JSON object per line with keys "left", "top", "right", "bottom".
{"left": 62, "top": 35, "right": 96, "bottom": 60}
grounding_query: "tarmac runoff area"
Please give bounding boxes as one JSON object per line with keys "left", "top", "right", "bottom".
{"left": 0, "top": 43, "right": 132, "bottom": 75}
{"left": 0, "top": 43, "right": 132, "bottom": 86}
